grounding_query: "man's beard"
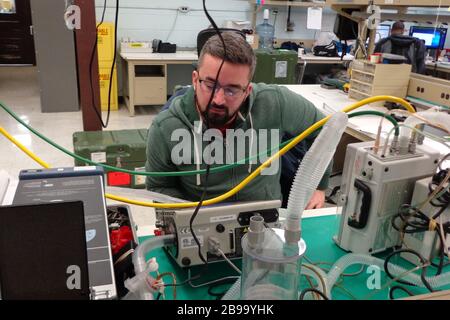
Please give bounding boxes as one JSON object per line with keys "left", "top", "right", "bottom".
{"left": 205, "top": 103, "right": 232, "bottom": 127}
{"left": 194, "top": 93, "right": 246, "bottom": 127}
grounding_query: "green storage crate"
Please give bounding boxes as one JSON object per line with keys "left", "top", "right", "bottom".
{"left": 73, "top": 129, "right": 148, "bottom": 189}
{"left": 252, "top": 49, "right": 298, "bottom": 84}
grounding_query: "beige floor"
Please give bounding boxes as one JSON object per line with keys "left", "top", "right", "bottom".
{"left": 0, "top": 66, "right": 161, "bottom": 233}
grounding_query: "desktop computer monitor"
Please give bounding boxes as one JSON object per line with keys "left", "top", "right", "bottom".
{"left": 376, "top": 24, "right": 391, "bottom": 42}
{"left": 409, "top": 26, "right": 447, "bottom": 50}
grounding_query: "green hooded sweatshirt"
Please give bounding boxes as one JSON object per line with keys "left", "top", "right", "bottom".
{"left": 145, "top": 83, "right": 330, "bottom": 202}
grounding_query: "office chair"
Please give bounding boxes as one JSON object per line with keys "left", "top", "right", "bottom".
{"left": 191, "top": 28, "right": 245, "bottom": 71}
{"left": 196, "top": 28, "right": 246, "bottom": 56}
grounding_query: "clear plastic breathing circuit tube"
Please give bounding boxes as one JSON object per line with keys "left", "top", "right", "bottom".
{"left": 284, "top": 112, "right": 348, "bottom": 239}
{"left": 124, "top": 234, "right": 176, "bottom": 300}
{"left": 326, "top": 253, "right": 450, "bottom": 299}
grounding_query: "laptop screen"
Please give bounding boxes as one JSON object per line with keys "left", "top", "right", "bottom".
{"left": 0, "top": 201, "right": 90, "bottom": 300}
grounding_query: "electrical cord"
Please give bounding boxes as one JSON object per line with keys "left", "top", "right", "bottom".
{"left": 163, "top": 273, "right": 203, "bottom": 288}
{"left": 428, "top": 168, "right": 450, "bottom": 208}
{"left": 0, "top": 98, "right": 290, "bottom": 177}
{"left": 0, "top": 101, "right": 400, "bottom": 178}
{"left": 88, "top": 0, "right": 107, "bottom": 127}
{"left": 330, "top": 172, "right": 342, "bottom": 178}
{"left": 349, "top": 110, "right": 400, "bottom": 136}
{"left": 189, "top": 276, "right": 240, "bottom": 289}
{"left": 187, "top": 0, "right": 231, "bottom": 268}
{"left": 422, "top": 169, "right": 450, "bottom": 211}
{"left": 362, "top": 264, "right": 424, "bottom": 300}
{"left": 207, "top": 278, "right": 237, "bottom": 300}
{"left": 114, "top": 248, "right": 134, "bottom": 266}
{"left": 383, "top": 123, "right": 450, "bottom": 159}
{"left": 438, "top": 215, "right": 450, "bottom": 267}
{"left": 304, "top": 260, "right": 365, "bottom": 278}
{"left": 299, "top": 288, "right": 329, "bottom": 300}
{"left": 217, "top": 248, "right": 241, "bottom": 274}
{"left": 374, "top": 109, "right": 389, "bottom": 154}
{"left": 394, "top": 209, "right": 441, "bottom": 264}
{"left": 0, "top": 111, "right": 401, "bottom": 209}
{"left": 393, "top": 167, "right": 450, "bottom": 275}
{"left": 302, "top": 258, "right": 361, "bottom": 299}
{"left": 392, "top": 203, "right": 450, "bottom": 277}
{"left": 333, "top": 283, "right": 359, "bottom": 300}
{"left": 438, "top": 153, "right": 450, "bottom": 171}
{"left": 186, "top": 268, "right": 239, "bottom": 289}
{"left": 389, "top": 285, "right": 415, "bottom": 300}
{"left": 156, "top": 272, "right": 177, "bottom": 299}
{"left": 383, "top": 248, "right": 434, "bottom": 292}
{"left": 303, "top": 275, "right": 322, "bottom": 300}
{"left": 403, "top": 111, "right": 450, "bottom": 136}
{"left": 88, "top": 0, "right": 119, "bottom": 128}
{"left": 160, "top": 267, "right": 217, "bottom": 290}
{"left": 0, "top": 96, "right": 416, "bottom": 209}
{"left": 392, "top": 205, "right": 449, "bottom": 235}
{"left": 166, "top": 9, "right": 179, "bottom": 42}
{"left": 189, "top": 164, "right": 211, "bottom": 265}
{"left": 107, "top": 0, "right": 120, "bottom": 125}
{"left": 0, "top": 96, "right": 297, "bottom": 177}
{"left": 392, "top": 168, "right": 450, "bottom": 232}
{"left": 0, "top": 112, "right": 399, "bottom": 209}
{"left": 301, "top": 263, "right": 327, "bottom": 295}
{"left": 326, "top": 185, "right": 340, "bottom": 205}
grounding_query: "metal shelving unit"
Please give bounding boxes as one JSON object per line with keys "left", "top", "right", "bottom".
{"left": 249, "top": 0, "right": 326, "bottom": 29}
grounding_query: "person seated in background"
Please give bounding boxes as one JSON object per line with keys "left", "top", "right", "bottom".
{"left": 374, "top": 21, "right": 427, "bottom": 74}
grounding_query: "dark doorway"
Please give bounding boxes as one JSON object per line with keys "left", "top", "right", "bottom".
{"left": 0, "top": 0, "right": 35, "bottom": 65}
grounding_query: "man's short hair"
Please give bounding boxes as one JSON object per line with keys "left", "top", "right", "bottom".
{"left": 392, "top": 21, "right": 405, "bottom": 32}
{"left": 198, "top": 31, "right": 256, "bottom": 80}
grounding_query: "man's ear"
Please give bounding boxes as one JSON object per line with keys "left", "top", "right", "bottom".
{"left": 246, "top": 83, "right": 253, "bottom": 97}
{"left": 192, "top": 70, "right": 198, "bottom": 89}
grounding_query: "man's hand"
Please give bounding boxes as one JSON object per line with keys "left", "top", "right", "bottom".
{"left": 305, "top": 190, "right": 326, "bottom": 210}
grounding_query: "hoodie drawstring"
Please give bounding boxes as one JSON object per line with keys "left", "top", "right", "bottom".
{"left": 237, "top": 111, "right": 254, "bottom": 173}
{"left": 193, "top": 120, "right": 203, "bottom": 186}
{"left": 192, "top": 108, "right": 254, "bottom": 185}
{"left": 248, "top": 110, "right": 254, "bottom": 173}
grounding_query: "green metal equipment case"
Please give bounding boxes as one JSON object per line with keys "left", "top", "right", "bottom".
{"left": 252, "top": 49, "right": 298, "bottom": 84}
{"left": 73, "top": 129, "right": 148, "bottom": 189}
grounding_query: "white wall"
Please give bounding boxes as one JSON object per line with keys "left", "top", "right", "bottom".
{"left": 95, "top": 0, "right": 251, "bottom": 48}
{"left": 94, "top": 0, "right": 338, "bottom": 95}
{"left": 95, "top": 0, "right": 338, "bottom": 48}
{"left": 95, "top": 1, "right": 449, "bottom": 96}
{"left": 95, "top": 1, "right": 449, "bottom": 53}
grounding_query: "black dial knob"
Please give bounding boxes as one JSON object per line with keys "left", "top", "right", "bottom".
{"left": 216, "top": 224, "right": 225, "bottom": 233}
{"left": 182, "top": 257, "right": 191, "bottom": 266}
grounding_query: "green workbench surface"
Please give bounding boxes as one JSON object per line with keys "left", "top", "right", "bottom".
{"left": 139, "top": 212, "right": 450, "bottom": 300}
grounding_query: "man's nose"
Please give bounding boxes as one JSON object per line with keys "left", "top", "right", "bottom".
{"left": 212, "top": 87, "right": 226, "bottom": 105}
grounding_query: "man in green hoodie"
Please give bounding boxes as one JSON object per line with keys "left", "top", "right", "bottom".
{"left": 145, "top": 31, "right": 330, "bottom": 209}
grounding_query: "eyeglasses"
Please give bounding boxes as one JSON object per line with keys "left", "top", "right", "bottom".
{"left": 198, "top": 77, "right": 248, "bottom": 98}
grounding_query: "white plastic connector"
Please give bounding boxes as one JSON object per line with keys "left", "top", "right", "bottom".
{"left": 157, "top": 280, "right": 165, "bottom": 295}
{"left": 284, "top": 216, "right": 301, "bottom": 244}
{"left": 124, "top": 270, "right": 152, "bottom": 293}
{"left": 248, "top": 215, "right": 265, "bottom": 248}
{"left": 178, "top": 6, "right": 190, "bottom": 13}
{"left": 147, "top": 257, "right": 159, "bottom": 273}
{"left": 208, "top": 237, "right": 221, "bottom": 256}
